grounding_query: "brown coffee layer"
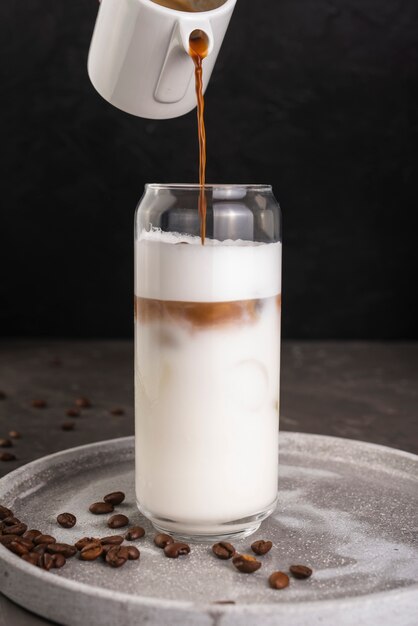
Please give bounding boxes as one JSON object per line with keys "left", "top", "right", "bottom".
{"left": 135, "top": 295, "right": 281, "bottom": 328}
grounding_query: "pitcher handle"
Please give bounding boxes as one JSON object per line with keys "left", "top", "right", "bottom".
{"left": 154, "top": 18, "right": 214, "bottom": 105}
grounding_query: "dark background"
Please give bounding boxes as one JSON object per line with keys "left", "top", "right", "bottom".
{"left": 1, "top": 0, "right": 417, "bottom": 339}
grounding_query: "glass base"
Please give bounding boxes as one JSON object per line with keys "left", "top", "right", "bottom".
{"left": 137, "top": 498, "right": 277, "bottom": 543}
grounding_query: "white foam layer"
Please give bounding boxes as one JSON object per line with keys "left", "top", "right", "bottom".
{"left": 135, "top": 229, "right": 282, "bottom": 302}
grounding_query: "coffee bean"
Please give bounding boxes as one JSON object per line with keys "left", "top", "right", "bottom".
{"left": 52, "top": 553, "right": 66, "bottom": 569}
{"left": 13, "top": 537, "right": 34, "bottom": 551}
{"left": 47, "top": 543, "right": 77, "bottom": 558}
{"left": 125, "top": 526, "right": 145, "bottom": 541}
{"left": 269, "top": 571, "right": 290, "bottom": 589}
{"left": 75, "top": 397, "right": 91, "bottom": 408}
{"left": 0, "top": 535, "right": 18, "bottom": 547}
{"left": 0, "top": 505, "right": 12, "bottom": 519}
{"left": 110, "top": 407, "right": 125, "bottom": 416}
{"left": 0, "top": 452, "right": 16, "bottom": 461}
{"left": 34, "top": 534, "right": 56, "bottom": 545}
{"left": 0, "top": 391, "right": 6, "bottom": 400}
{"left": 103, "top": 491, "right": 125, "bottom": 505}
{"left": 75, "top": 536, "right": 98, "bottom": 551}
{"left": 32, "top": 544, "right": 48, "bottom": 555}
{"left": 105, "top": 545, "right": 128, "bottom": 568}
{"left": 9, "top": 540, "right": 30, "bottom": 556}
{"left": 101, "top": 543, "right": 114, "bottom": 556}
{"left": 212, "top": 542, "right": 236, "bottom": 560}
{"left": 61, "top": 421, "right": 75, "bottom": 431}
{"left": 107, "top": 514, "right": 129, "bottom": 529}
{"left": 66, "top": 409, "right": 80, "bottom": 418}
{"left": 21, "top": 552, "right": 39, "bottom": 566}
{"left": 100, "top": 535, "right": 124, "bottom": 546}
{"left": 39, "top": 553, "right": 55, "bottom": 571}
{"left": 126, "top": 546, "right": 140, "bottom": 560}
{"left": 289, "top": 564, "right": 313, "bottom": 579}
{"left": 89, "top": 502, "right": 114, "bottom": 515}
{"left": 251, "top": 540, "right": 273, "bottom": 556}
{"left": 154, "top": 533, "right": 174, "bottom": 549}
{"left": 23, "top": 529, "right": 42, "bottom": 541}
{"left": 3, "top": 523, "right": 27, "bottom": 536}
{"left": 8, "top": 431, "right": 21, "bottom": 439}
{"left": 31, "top": 399, "right": 47, "bottom": 409}
{"left": 232, "top": 554, "right": 261, "bottom": 573}
{"left": 164, "top": 542, "right": 190, "bottom": 558}
{"left": 0, "top": 439, "right": 12, "bottom": 448}
{"left": 80, "top": 541, "right": 103, "bottom": 561}
{"left": 3, "top": 516, "right": 21, "bottom": 526}
{"left": 57, "top": 512, "right": 77, "bottom": 528}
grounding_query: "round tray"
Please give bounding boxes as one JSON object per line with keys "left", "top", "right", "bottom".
{"left": 0, "top": 433, "right": 417, "bottom": 626}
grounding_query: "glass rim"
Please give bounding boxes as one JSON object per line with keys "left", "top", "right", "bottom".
{"left": 146, "top": 183, "right": 273, "bottom": 192}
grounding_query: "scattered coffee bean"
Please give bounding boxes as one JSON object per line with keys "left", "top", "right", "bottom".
{"left": 66, "top": 409, "right": 80, "bottom": 418}
{"left": 164, "top": 542, "right": 191, "bottom": 559}
{"left": 154, "top": 533, "right": 174, "bottom": 549}
{"left": 0, "top": 505, "right": 12, "bottom": 519}
{"left": 125, "top": 526, "right": 145, "bottom": 541}
{"left": 57, "top": 512, "right": 77, "bottom": 528}
{"left": 3, "top": 516, "right": 21, "bottom": 526}
{"left": 89, "top": 502, "right": 114, "bottom": 515}
{"left": 80, "top": 541, "right": 103, "bottom": 561}
{"left": 8, "top": 431, "right": 21, "bottom": 439}
{"left": 75, "top": 536, "right": 98, "bottom": 551}
{"left": 109, "top": 408, "right": 125, "bottom": 416}
{"left": 0, "top": 535, "right": 17, "bottom": 547}
{"left": 3, "top": 523, "right": 27, "bottom": 536}
{"left": 108, "top": 514, "right": 129, "bottom": 529}
{"left": 21, "top": 552, "right": 39, "bottom": 566}
{"left": 9, "top": 540, "right": 30, "bottom": 556}
{"left": 212, "top": 542, "right": 236, "bottom": 560}
{"left": 269, "top": 571, "right": 290, "bottom": 589}
{"left": 289, "top": 564, "right": 313, "bottom": 579}
{"left": 32, "top": 544, "right": 48, "bottom": 555}
{"left": 61, "top": 421, "right": 75, "bottom": 431}
{"left": 47, "top": 543, "right": 77, "bottom": 558}
{"left": 126, "top": 546, "right": 140, "bottom": 560}
{"left": 0, "top": 438, "right": 12, "bottom": 448}
{"left": 52, "top": 553, "right": 66, "bottom": 568}
{"left": 103, "top": 491, "right": 125, "bottom": 505}
{"left": 0, "top": 391, "right": 6, "bottom": 400}
{"left": 106, "top": 545, "right": 129, "bottom": 568}
{"left": 13, "top": 537, "right": 34, "bottom": 551}
{"left": 251, "top": 540, "right": 273, "bottom": 556}
{"left": 100, "top": 535, "right": 124, "bottom": 546}
{"left": 31, "top": 399, "right": 47, "bottom": 409}
{"left": 0, "top": 452, "right": 16, "bottom": 462}
{"left": 75, "top": 397, "right": 91, "bottom": 408}
{"left": 23, "top": 529, "right": 42, "bottom": 541}
{"left": 101, "top": 543, "right": 114, "bottom": 556}
{"left": 232, "top": 554, "right": 261, "bottom": 574}
{"left": 39, "top": 553, "right": 55, "bottom": 571}
{"left": 34, "top": 534, "right": 56, "bottom": 545}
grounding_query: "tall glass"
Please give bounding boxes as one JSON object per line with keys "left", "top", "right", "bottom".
{"left": 134, "top": 184, "right": 282, "bottom": 540}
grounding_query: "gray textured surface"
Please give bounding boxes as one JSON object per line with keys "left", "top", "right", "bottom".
{"left": 0, "top": 340, "right": 417, "bottom": 625}
{"left": 1, "top": 434, "right": 418, "bottom": 626}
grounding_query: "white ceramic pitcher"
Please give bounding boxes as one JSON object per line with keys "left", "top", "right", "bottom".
{"left": 88, "top": 0, "right": 237, "bottom": 119}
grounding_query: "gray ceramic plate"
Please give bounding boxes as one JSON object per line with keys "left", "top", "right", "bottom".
{"left": 0, "top": 433, "right": 417, "bottom": 626}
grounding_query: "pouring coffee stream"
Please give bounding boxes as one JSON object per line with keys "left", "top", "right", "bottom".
{"left": 88, "top": 0, "right": 237, "bottom": 242}
{"left": 189, "top": 30, "right": 209, "bottom": 244}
